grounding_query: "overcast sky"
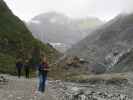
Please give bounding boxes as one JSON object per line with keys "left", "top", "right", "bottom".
{"left": 4, "top": 0, "right": 133, "bottom": 22}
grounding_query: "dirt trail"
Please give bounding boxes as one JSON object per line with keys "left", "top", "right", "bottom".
{"left": 0, "top": 75, "right": 55, "bottom": 100}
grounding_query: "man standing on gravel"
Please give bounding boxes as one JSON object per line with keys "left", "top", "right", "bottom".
{"left": 16, "top": 58, "right": 23, "bottom": 78}
{"left": 24, "top": 59, "right": 30, "bottom": 78}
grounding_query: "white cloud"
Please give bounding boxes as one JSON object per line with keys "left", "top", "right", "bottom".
{"left": 4, "top": 0, "right": 133, "bottom": 22}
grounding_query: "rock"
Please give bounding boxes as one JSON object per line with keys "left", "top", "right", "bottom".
{"left": 79, "top": 95, "right": 86, "bottom": 100}
{"left": 0, "top": 75, "right": 8, "bottom": 84}
{"left": 16, "top": 97, "right": 22, "bottom": 100}
{"left": 119, "top": 94, "right": 127, "bottom": 100}
{"left": 8, "top": 94, "right": 13, "bottom": 98}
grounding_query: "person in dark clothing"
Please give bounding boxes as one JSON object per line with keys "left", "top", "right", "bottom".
{"left": 37, "top": 56, "right": 49, "bottom": 93}
{"left": 16, "top": 59, "right": 23, "bottom": 78}
{"left": 24, "top": 59, "right": 30, "bottom": 78}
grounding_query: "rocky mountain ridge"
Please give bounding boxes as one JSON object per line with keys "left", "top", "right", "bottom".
{"left": 66, "top": 13, "right": 133, "bottom": 73}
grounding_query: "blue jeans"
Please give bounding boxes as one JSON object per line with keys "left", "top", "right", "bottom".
{"left": 38, "top": 71, "right": 47, "bottom": 92}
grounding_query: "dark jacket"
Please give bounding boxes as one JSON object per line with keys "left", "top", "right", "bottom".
{"left": 38, "top": 62, "right": 48, "bottom": 74}
{"left": 16, "top": 61, "right": 23, "bottom": 69}
{"left": 24, "top": 62, "right": 30, "bottom": 70}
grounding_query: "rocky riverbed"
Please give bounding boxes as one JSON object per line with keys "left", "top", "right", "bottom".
{"left": 48, "top": 73, "right": 133, "bottom": 100}
{"left": 49, "top": 81, "right": 133, "bottom": 100}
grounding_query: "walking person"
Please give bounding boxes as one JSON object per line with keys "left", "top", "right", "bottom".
{"left": 24, "top": 59, "right": 30, "bottom": 78}
{"left": 37, "top": 56, "right": 49, "bottom": 93}
{"left": 16, "top": 58, "right": 23, "bottom": 78}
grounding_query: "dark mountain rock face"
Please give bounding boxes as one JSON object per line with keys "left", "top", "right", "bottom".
{"left": 67, "top": 13, "right": 133, "bottom": 73}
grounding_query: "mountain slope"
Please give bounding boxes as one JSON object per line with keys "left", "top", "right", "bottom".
{"left": 67, "top": 13, "right": 133, "bottom": 73}
{"left": 0, "top": 0, "right": 59, "bottom": 74}
{"left": 27, "top": 12, "right": 103, "bottom": 52}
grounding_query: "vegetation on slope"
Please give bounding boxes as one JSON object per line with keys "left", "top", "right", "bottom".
{"left": 0, "top": 0, "right": 59, "bottom": 75}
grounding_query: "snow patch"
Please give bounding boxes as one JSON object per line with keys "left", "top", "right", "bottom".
{"left": 50, "top": 42, "right": 66, "bottom": 47}
{"left": 30, "top": 20, "right": 41, "bottom": 24}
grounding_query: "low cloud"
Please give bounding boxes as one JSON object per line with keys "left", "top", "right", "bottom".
{"left": 4, "top": 0, "right": 133, "bottom": 21}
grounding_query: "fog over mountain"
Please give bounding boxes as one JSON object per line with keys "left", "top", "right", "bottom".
{"left": 4, "top": 0, "right": 133, "bottom": 53}
{"left": 27, "top": 12, "right": 103, "bottom": 52}
{"left": 4, "top": 0, "right": 133, "bottom": 22}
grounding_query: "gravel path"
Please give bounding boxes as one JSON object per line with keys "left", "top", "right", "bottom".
{"left": 1, "top": 73, "right": 133, "bottom": 100}
{"left": 0, "top": 75, "right": 55, "bottom": 100}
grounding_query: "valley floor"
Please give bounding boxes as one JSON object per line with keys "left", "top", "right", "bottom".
{"left": 1, "top": 73, "right": 133, "bottom": 100}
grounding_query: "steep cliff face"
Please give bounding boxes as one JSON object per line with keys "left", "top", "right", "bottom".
{"left": 0, "top": 0, "right": 59, "bottom": 74}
